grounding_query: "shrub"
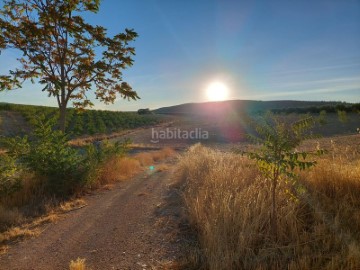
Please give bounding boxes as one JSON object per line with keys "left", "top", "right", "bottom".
{"left": 4, "top": 117, "right": 84, "bottom": 195}
{"left": 0, "top": 154, "right": 21, "bottom": 197}
{"left": 243, "top": 113, "right": 322, "bottom": 238}
{"left": 82, "top": 139, "right": 131, "bottom": 187}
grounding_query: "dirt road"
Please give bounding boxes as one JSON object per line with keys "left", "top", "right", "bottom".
{"left": 0, "top": 160, "right": 183, "bottom": 270}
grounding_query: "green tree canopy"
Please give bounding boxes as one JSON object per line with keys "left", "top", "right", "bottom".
{"left": 0, "top": 0, "right": 139, "bottom": 131}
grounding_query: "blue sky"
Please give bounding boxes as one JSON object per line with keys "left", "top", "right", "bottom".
{"left": 0, "top": 0, "right": 359, "bottom": 110}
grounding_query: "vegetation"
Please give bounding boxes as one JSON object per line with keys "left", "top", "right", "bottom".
{"left": 0, "top": 0, "right": 139, "bottom": 132}
{"left": 0, "top": 114, "right": 175, "bottom": 243}
{"left": 3, "top": 117, "right": 85, "bottom": 195}
{"left": 69, "top": 258, "right": 87, "bottom": 270}
{"left": 177, "top": 142, "right": 360, "bottom": 269}
{"left": 0, "top": 103, "right": 159, "bottom": 137}
{"left": 0, "top": 117, "right": 130, "bottom": 232}
{"left": 243, "top": 113, "right": 322, "bottom": 239}
{"left": 1, "top": 117, "right": 115, "bottom": 198}
{"left": 271, "top": 103, "right": 360, "bottom": 114}
{"left": 137, "top": 108, "right": 153, "bottom": 115}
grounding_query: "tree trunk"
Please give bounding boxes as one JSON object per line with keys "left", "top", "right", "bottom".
{"left": 59, "top": 104, "right": 67, "bottom": 133}
{"left": 271, "top": 178, "right": 277, "bottom": 241}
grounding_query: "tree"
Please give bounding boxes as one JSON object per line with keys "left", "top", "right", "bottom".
{"left": 0, "top": 0, "right": 139, "bottom": 132}
{"left": 137, "top": 108, "right": 152, "bottom": 115}
{"left": 337, "top": 110, "right": 348, "bottom": 123}
{"left": 243, "top": 113, "right": 322, "bottom": 239}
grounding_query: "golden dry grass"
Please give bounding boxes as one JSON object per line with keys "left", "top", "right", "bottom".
{"left": 0, "top": 226, "right": 40, "bottom": 244}
{"left": 1, "top": 172, "right": 44, "bottom": 208}
{"left": 0, "top": 211, "right": 58, "bottom": 247}
{"left": 69, "top": 258, "right": 87, "bottom": 270}
{"left": 0, "top": 199, "right": 82, "bottom": 249}
{"left": 95, "top": 147, "right": 175, "bottom": 185}
{"left": 0, "top": 245, "right": 9, "bottom": 254}
{"left": 155, "top": 164, "right": 170, "bottom": 172}
{"left": 134, "top": 152, "right": 154, "bottom": 166}
{"left": 60, "top": 199, "right": 87, "bottom": 213}
{"left": 95, "top": 156, "right": 141, "bottom": 186}
{"left": 152, "top": 147, "right": 176, "bottom": 161}
{"left": 176, "top": 142, "right": 360, "bottom": 270}
{"left": 134, "top": 147, "right": 176, "bottom": 166}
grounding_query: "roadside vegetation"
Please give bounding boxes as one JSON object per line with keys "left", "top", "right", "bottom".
{"left": 0, "top": 116, "right": 175, "bottom": 248}
{"left": 176, "top": 116, "right": 360, "bottom": 269}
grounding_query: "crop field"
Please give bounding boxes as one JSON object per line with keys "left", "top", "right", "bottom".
{"left": 0, "top": 103, "right": 160, "bottom": 137}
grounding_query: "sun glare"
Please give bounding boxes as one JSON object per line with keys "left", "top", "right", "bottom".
{"left": 206, "top": 81, "right": 229, "bottom": 101}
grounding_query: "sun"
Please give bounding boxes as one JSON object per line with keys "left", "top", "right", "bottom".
{"left": 206, "top": 81, "right": 229, "bottom": 101}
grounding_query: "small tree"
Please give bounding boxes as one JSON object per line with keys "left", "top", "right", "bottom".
{"left": 243, "top": 113, "right": 322, "bottom": 239}
{"left": 0, "top": 0, "right": 139, "bottom": 132}
{"left": 318, "top": 110, "right": 327, "bottom": 125}
{"left": 337, "top": 110, "right": 348, "bottom": 123}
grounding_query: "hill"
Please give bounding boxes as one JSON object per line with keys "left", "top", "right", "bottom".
{"left": 153, "top": 100, "right": 350, "bottom": 115}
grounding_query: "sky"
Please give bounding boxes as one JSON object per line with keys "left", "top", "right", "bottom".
{"left": 0, "top": 0, "right": 359, "bottom": 111}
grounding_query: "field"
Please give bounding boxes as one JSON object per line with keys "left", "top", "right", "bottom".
{"left": 175, "top": 136, "right": 360, "bottom": 269}
{"left": 0, "top": 103, "right": 161, "bottom": 137}
{"left": 0, "top": 101, "right": 359, "bottom": 269}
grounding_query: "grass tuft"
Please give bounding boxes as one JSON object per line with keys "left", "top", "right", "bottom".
{"left": 69, "top": 258, "right": 87, "bottom": 270}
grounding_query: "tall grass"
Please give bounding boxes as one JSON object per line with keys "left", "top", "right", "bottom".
{"left": 94, "top": 156, "right": 141, "bottom": 186}
{"left": 176, "top": 143, "right": 360, "bottom": 269}
{"left": 134, "top": 147, "right": 176, "bottom": 166}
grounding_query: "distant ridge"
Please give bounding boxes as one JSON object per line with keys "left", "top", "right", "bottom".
{"left": 154, "top": 100, "right": 347, "bottom": 115}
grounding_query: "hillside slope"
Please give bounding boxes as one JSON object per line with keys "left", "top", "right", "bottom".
{"left": 154, "top": 100, "right": 347, "bottom": 115}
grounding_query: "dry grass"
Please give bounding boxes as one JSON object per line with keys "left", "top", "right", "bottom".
{"left": 95, "top": 156, "right": 141, "bottom": 186}
{"left": 152, "top": 147, "right": 176, "bottom": 161}
{"left": 69, "top": 258, "right": 87, "bottom": 270}
{"left": 89, "top": 147, "right": 175, "bottom": 188}
{"left": 155, "top": 164, "right": 170, "bottom": 172}
{"left": 0, "top": 205, "right": 24, "bottom": 229}
{"left": 134, "top": 147, "right": 176, "bottom": 166}
{"left": 1, "top": 172, "right": 44, "bottom": 208}
{"left": 60, "top": 199, "right": 87, "bottom": 213}
{"left": 0, "top": 173, "right": 45, "bottom": 231}
{"left": 134, "top": 152, "right": 154, "bottom": 166}
{"left": 0, "top": 199, "right": 83, "bottom": 249}
{"left": 0, "top": 245, "right": 9, "bottom": 254}
{"left": 0, "top": 226, "right": 40, "bottom": 244}
{"left": 0, "top": 210, "right": 58, "bottom": 246}
{"left": 176, "top": 142, "right": 360, "bottom": 270}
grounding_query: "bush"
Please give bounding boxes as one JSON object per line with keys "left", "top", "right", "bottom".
{"left": 2, "top": 116, "right": 133, "bottom": 196}
{"left": 0, "top": 154, "right": 21, "bottom": 197}
{"left": 82, "top": 139, "right": 131, "bottom": 187}
{"left": 4, "top": 117, "right": 84, "bottom": 195}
